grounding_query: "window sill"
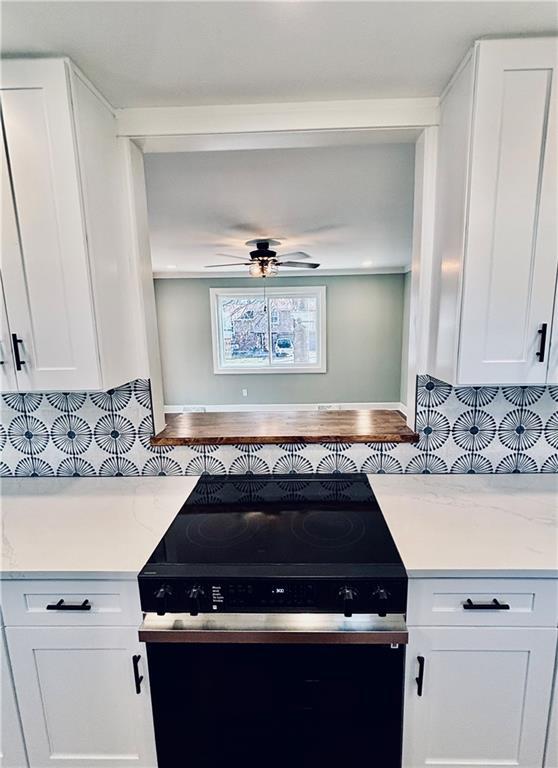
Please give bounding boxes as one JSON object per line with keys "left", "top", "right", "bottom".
{"left": 150, "top": 409, "right": 419, "bottom": 446}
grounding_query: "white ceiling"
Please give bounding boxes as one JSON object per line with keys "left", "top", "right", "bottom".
{"left": 144, "top": 143, "right": 415, "bottom": 275}
{"left": 2, "top": 1, "right": 557, "bottom": 108}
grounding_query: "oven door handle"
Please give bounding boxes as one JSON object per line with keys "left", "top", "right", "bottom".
{"left": 138, "top": 612, "right": 408, "bottom": 645}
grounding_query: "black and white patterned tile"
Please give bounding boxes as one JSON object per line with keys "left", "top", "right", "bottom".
{"left": 1, "top": 376, "right": 557, "bottom": 476}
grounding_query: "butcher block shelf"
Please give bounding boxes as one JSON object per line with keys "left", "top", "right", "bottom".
{"left": 151, "top": 410, "right": 418, "bottom": 446}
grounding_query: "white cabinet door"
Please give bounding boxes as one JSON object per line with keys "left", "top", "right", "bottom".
{"left": 0, "top": 274, "right": 17, "bottom": 392}
{"left": 546, "top": 655, "right": 558, "bottom": 768}
{"left": 458, "top": 38, "right": 558, "bottom": 385}
{"left": 0, "top": 59, "right": 101, "bottom": 391}
{"left": 0, "top": 630, "right": 27, "bottom": 768}
{"left": 403, "top": 626, "right": 557, "bottom": 768}
{"left": 6, "top": 626, "right": 157, "bottom": 768}
{"left": 547, "top": 272, "right": 558, "bottom": 385}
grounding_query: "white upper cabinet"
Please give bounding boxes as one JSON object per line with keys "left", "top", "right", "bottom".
{"left": 0, "top": 59, "right": 145, "bottom": 392}
{"left": 431, "top": 37, "right": 558, "bottom": 386}
{"left": 0, "top": 274, "right": 17, "bottom": 393}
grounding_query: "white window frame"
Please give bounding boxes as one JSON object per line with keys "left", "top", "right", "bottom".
{"left": 210, "top": 286, "right": 326, "bottom": 374}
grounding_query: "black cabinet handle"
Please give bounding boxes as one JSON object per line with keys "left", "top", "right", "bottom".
{"left": 463, "top": 598, "right": 510, "bottom": 611}
{"left": 11, "top": 334, "right": 25, "bottom": 371}
{"left": 415, "top": 655, "right": 425, "bottom": 697}
{"left": 46, "top": 598, "right": 91, "bottom": 611}
{"left": 132, "top": 654, "right": 144, "bottom": 694}
{"left": 536, "top": 323, "right": 548, "bottom": 363}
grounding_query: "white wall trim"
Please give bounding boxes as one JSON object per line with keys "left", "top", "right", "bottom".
{"left": 136, "top": 127, "right": 423, "bottom": 154}
{"left": 154, "top": 265, "right": 408, "bottom": 279}
{"left": 406, "top": 126, "right": 439, "bottom": 427}
{"left": 165, "top": 401, "right": 407, "bottom": 415}
{"left": 116, "top": 97, "right": 439, "bottom": 140}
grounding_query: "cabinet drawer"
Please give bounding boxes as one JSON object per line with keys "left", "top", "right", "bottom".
{"left": 407, "top": 578, "right": 558, "bottom": 627}
{"left": 0, "top": 580, "right": 142, "bottom": 627}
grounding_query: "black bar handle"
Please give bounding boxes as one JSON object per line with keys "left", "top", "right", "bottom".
{"left": 46, "top": 598, "right": 91, "bottom": 611}
{"left": 415, "top": 655, "right": 425, "bottom": 697}
{"left": 11, "top": 334, "right": 25, "bottom": 371}
{"left": 463, "top": 598, "right": 510, "bottom": 611}
{"left": 536, "top": 323, "right": 548, "bottom": 363}
{"left": 132, "top": 654, "right": 144, "bottom": 694}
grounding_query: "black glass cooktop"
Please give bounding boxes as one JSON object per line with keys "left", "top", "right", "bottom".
{"left": 145, "top": 474, "right": 403, "bottom": 571}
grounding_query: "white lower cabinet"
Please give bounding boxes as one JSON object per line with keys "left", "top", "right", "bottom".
{"left": 0, "top": 629, "right": 27, "bottom": 768}
{"left": 5, "top": 625, "right": 157, "bottom": 768}
{"left": 403, "top": 625, "right": 557, "bottom": 768}
{"left": 546, "top": 656, "right": 558, "bottom": 768}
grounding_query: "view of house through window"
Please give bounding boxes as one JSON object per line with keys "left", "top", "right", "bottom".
{"left": 210, "top": 287, "right": 326, "bottom": 373}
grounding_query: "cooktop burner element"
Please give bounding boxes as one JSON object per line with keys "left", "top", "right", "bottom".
{"left": 185, "top": 514, "right": 260, "bottom": 549}
{"left": 291, "top": 509, "right": 367, "bottom": 549}
{"left": 139, "top": 474, "right": 407, "bottom": 616}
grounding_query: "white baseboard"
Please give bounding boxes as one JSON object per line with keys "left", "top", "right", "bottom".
{"left": 165, "top": 401, "right": 407, "bottom": 415}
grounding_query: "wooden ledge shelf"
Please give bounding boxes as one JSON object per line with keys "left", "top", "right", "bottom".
{"left": 151, "top": 410, "right": 419, "bottom": 446}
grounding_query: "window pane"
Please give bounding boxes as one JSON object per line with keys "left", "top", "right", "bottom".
{"left": 269, "top": 295, "right": 318, "bottom": 366}
{"left": 218, "top": 295, "right": 269, "bottom": 367}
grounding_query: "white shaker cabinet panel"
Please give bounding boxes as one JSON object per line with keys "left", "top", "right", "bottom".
{"left": 403, "top": 626, "right": 557, "bottom": 768}
{"left": 0, "top": 629, "right": 27, "bottom": 768}
{"left": 6, "top": 626, "right": 157, "bottom": 768}
{"left": 458, "top": 38, "right": 558, "bottom": 384}
{"left": 0, "top": 60, "right": 101, "bottom": 390}
{"left": 431, "top": 37, "right": 558, "bottom": 386}
{"left": 0, "top": 275, "right": 17, "bottom": 393}
{"left": 0, "top": 57, "right": 147, "bottom": 392}
{"left": 1, "top": 138, "right": 23, "bottom": 392}
{"left": 548, "top": 265, "right": 558, "bottom": 385}
{"left": 546, "top": 656, "right": 558, "bottom": 768}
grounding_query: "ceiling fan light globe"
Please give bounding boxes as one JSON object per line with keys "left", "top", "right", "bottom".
{"left": 249, "top": 262, "right": 263, "bottom": 277}
{"left": 263, "top": 262, "right": 278, "bottom": 276}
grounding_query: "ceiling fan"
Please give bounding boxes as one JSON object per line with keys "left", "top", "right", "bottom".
{"left": 205, "top": 238, "right": 320, "bottom": 277}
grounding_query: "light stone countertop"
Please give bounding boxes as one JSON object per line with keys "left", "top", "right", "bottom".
{"left": 1, "top": 474, "right": 556, "bottom": 581}
{"left": 369, "top": 474, "right": 558, "bottom": 578}
{"left": 0, "top": 477, "right": 197, "bottom": 579}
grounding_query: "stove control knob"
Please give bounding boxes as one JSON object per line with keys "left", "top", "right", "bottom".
{"left": 188, "top": 586, "right": 204, "bottom": 616}
{"left": 372, "top": 587, "right": 390, "bottom": 617}
{"left": 339, "top": 587, "right": 356, "bottom": 618}
{"left": 373, "top": 587, "right": 390, "bottom": 601}
{"left": 154, "top": 585, "right": 172, "bottom": 616}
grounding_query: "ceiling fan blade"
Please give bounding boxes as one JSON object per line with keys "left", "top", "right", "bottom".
{"left": 215, "top": 253, "right": 250, "bottom": 260}
{"left": 205, "top": 262, "right": 251, "bottom": 268}
{"left": 278, "top": 251, "right": 311, "bottom": 259}
{"left": 278, "top": 261, "right": 320, "bottom": 269}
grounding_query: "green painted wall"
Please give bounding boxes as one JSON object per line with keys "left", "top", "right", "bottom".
{"left": 155, "top": 274, "right": 405, "bottom": 406}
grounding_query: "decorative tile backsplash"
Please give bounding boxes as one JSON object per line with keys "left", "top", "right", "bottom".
{"left": 1, "top": 376, "right": 557, "bottom": 476}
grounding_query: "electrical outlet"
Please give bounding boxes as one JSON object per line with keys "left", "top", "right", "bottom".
{"left": 242, "top": 389, "right": 248, "bottom": 398}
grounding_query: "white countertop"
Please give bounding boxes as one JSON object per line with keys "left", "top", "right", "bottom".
{"left": 0, "top": 477, "right": 197, "bottom": 579}
{"left": 369, "top": 474, "right": 558, "bottom": 578}
{"left": 1, "top": 474, "right": 556, "bottom": 581}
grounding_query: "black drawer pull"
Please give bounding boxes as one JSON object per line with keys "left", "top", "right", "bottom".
{"left": 415, "top": 655, "right": 425, "bottom": 697}
{"left": 536, "top": 323, "right": 548, "bottom": 363}
{"left": 132, "top": 654, "right": 144, "bottom": 694}
{"left": 11, "top": 334, "right": 25, "bottom": 371}
{"left": 46, "top": 598, "right": 91, "bottom": 611}
{"left": 463, "top": 598, "right": 510, "bottom": 611}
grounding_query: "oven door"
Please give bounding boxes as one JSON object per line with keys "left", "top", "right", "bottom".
{"left": 140, "top": 613, "right": 407, "bottom": 768}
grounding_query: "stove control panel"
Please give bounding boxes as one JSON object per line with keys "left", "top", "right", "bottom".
{"left": 139, "top": 578, "right": 407, "bottom": 616}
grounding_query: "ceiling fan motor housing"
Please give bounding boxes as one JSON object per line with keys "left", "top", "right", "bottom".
{"left": 250, "top": 241, "right": 277, "bottom": 261}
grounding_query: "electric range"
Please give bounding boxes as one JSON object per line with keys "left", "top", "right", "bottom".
{"left": 138, "top": 473, "right": 407, "bottom": 617}
{"left": 139, "top": 474, "right": 408, "bottom": 768}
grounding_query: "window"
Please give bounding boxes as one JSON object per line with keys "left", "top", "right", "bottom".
{"left": 210, "top": 286, "right": 326, "bottom": 374}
